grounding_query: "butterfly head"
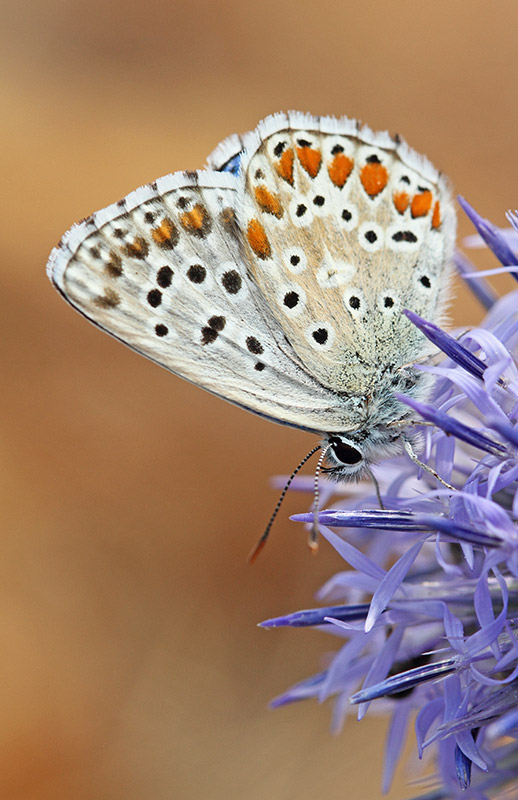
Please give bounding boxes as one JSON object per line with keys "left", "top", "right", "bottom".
{"left": 323, "top": 426, "right": 405, "bottom": 481}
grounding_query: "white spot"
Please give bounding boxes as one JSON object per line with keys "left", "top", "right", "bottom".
{"left": 294, "top": 130, "right": 314, "bottom": 149}
{"left": 416, "top": 274, "right": 435, "bottom": 293}
{"left": 343, "top": 287, "right": 366, "bottom": 316}
{"left": 283, "top": 246, "right": 308, "bottom": 274}
{"left": 322, "top": 136, "right": 356, "bottom": 161}
{"left": 377, "top": 292, "right": 400, "bottom": 314}
{"left": 277, "top": 283, "right": 306, "bottom": 317}
{"left": 386, "top": 222, "right": 420, "bottom": 252}
{"left": 289, "top": 196, "right": 314, "bottom": 227}
{"left": 357, "top": 144, "right": 391, "bottom": 168}
{"left": 338, "top": 203, "right": 358, "bottom": 232}
{"left": 311, "top": 192, "right": 329, "bottom": 217}
{"left": 316, "top": 259, "right": 355, "bottom": 288}
{"left": 305, "top": 321, "right": 335, "bottom": 351}
{"left": 358, "top": 221, "right": 384, "bottom": 252}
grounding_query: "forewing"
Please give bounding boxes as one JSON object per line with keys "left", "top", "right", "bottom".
{"left": 238, "top": 112, "right": 456, "bottom": 395}
{"left": 48, "top": 169, "right": 348, "bottom": 433}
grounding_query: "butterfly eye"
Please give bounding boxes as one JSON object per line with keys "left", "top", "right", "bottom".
{"left": 330, "top": 438, "right": 363, "bottom": 465}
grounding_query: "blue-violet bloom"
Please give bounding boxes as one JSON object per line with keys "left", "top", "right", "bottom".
{"left": 261, "top": 202, "right": 518, "bottom": 798}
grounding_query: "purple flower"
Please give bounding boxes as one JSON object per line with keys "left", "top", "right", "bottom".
{"left": 261, "top": 202, "right": 518, "bottom": 798}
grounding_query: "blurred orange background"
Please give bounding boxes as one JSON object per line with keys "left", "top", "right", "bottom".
{"left": 2, "top": 2, "right": 518, "bottom": 798}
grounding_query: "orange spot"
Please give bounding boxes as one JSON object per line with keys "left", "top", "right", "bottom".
{"left": 275, "top": 148, "right": 294, "bottom": 184}
{"left": 247, "top": 218, "right": 271, "bottom": 259}
{"left": 296, "top": 146, "right": 322, "bottom": 178}
{"left": 411, "top": 190, "right": 433, "bottom": 218}
{"left": 123, "top": 237, "right": 149, "bottom": 259}
{"left": 393, "top": 191, "right": 409, "bottom": 214}
{"left": 254, "top": 185, "right": 283, "bottom": 218}
{"left": 328, "top": 154, "right": 354, "bottom": 188}
{"left": 432, "top": 201, "right": 441, "bottom": 229}
{"left": 360, "top": 163, "right": 388, "bottom": 197}
{"left": 180, "top": 203, "right": 212, "bottom": 236}
{"left": 151, "top": 217, "right": 179, "bottom": 248}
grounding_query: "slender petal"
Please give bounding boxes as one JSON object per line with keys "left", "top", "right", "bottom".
{"left": 458, "top": 196, "right": 518, "bottom": 281}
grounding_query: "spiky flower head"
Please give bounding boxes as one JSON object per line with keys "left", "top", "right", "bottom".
{"left": 261, "top": 201, "right": 518, "bottom": 798}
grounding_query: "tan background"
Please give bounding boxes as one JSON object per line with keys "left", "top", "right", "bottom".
{"left": 2, "top": 1, "right": 518, "bottom": 798}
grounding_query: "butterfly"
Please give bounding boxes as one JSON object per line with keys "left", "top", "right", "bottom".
{"left": 47, "top": 111, "right": 456, "bottom": 550}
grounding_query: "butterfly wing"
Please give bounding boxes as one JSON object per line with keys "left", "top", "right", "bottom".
{"left": 237, "top": 112, "right": 456, "bottom": 396}
{"left": 48, "top": 169, "right": 351, "bottom": 433}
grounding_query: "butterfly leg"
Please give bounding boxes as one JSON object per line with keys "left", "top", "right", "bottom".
{"left": 366, "top": 468, "right": 385, "bottom": 510}
{"left": 401, "top": 436, "right": 456, "bottom": 491}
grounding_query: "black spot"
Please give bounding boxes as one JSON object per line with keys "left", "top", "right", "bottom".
{"left": 290, "top": 254, "right": 300, "bottom": 266}
{"left": 155, "top": 324, "right": 168, "bottom": 337}
{"left": 331, "top": 144, "right": 344, "bottom": 155}
{"left": 296, "top": 204, "right": 307, "bottom": 217}
{"left": 330, "top": 437, "right": 362, "bottom": 465}
{"left": 283, "top": 291, "right": 299, "bottom": 309}
{"left": 366, "top": 154, "right": 381, "bottom": 163}
{"left": 420, "top": 275, "right": 431, "bottom": 288}
{"left": 254, "top": 362, "right": 265, "bottom": 371}
{"left": 342, "top": 209, "right": 352, "bottom": 222}
{"left": 349, "top": 296, "right": 361, "bottom": 310}
{"left": 147, "top": 289, "right": 162, "bottom": 308}
{"left": 113, "top": 228, "right": 125, "bottom": 239}
{"left": 312, "top": 328, "right": 328, "bottom": 345}
{"left": 273, "top": 141, "right": 286, "bottom": 157}
{"left": 184, "top": 170, "right": 198, "bottom": 183}
{"left": 255, "top": 169, "right": 264, "bottom": 179}
{"left": 90, "top": 247, "right": 101, "bottom": 259}
{"left": 384, "top": 296, "right": 394, "bottom": 308}
{"left": 144, "top": 211, "right": 155, "bottom": 223}
{"left": 246, "top": 336, "right": 263, "bottom": 355}
{"left": 313, "top": 195, "right": 325, "bottom": 206}
{"left": 221, "top": 270, "right": 242, "bottom": 294}
{"left": 208, "top": 315, "right": 226, "bottom": 331}
{"left": 400, "top": 175, "right": 410, "bottom": 184}
{"left": 177, "top": 197, "right": 189, "bottom": 209}
{"left": 116, "top": 199, "right": 126, "bottom": 208}
{"left": 297, "top": 138, "right": 311, "bottom": 148}
{"left": 156, "top": 266, "right": 173, "bottom": 288}
{"left": 187, "top": 264, "right": 206, "bottom": 283}
{"left": 365, "top": 230, "right": 377, "bottom": 243}
{"left": 417, "top": 185, "right": 428, "bottom": 193}
{"left": 392, "top": 231, "right": 418, "bottom": 243}
{"left": 201, "top": 326, "right": 218, "bottom": 345}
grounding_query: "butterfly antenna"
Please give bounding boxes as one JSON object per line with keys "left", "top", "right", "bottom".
{"left": 309, "top": 444, "right": 331, "bottom": 553}
{"left": 247, "top": 444, "right": 322, "bottom": 563}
